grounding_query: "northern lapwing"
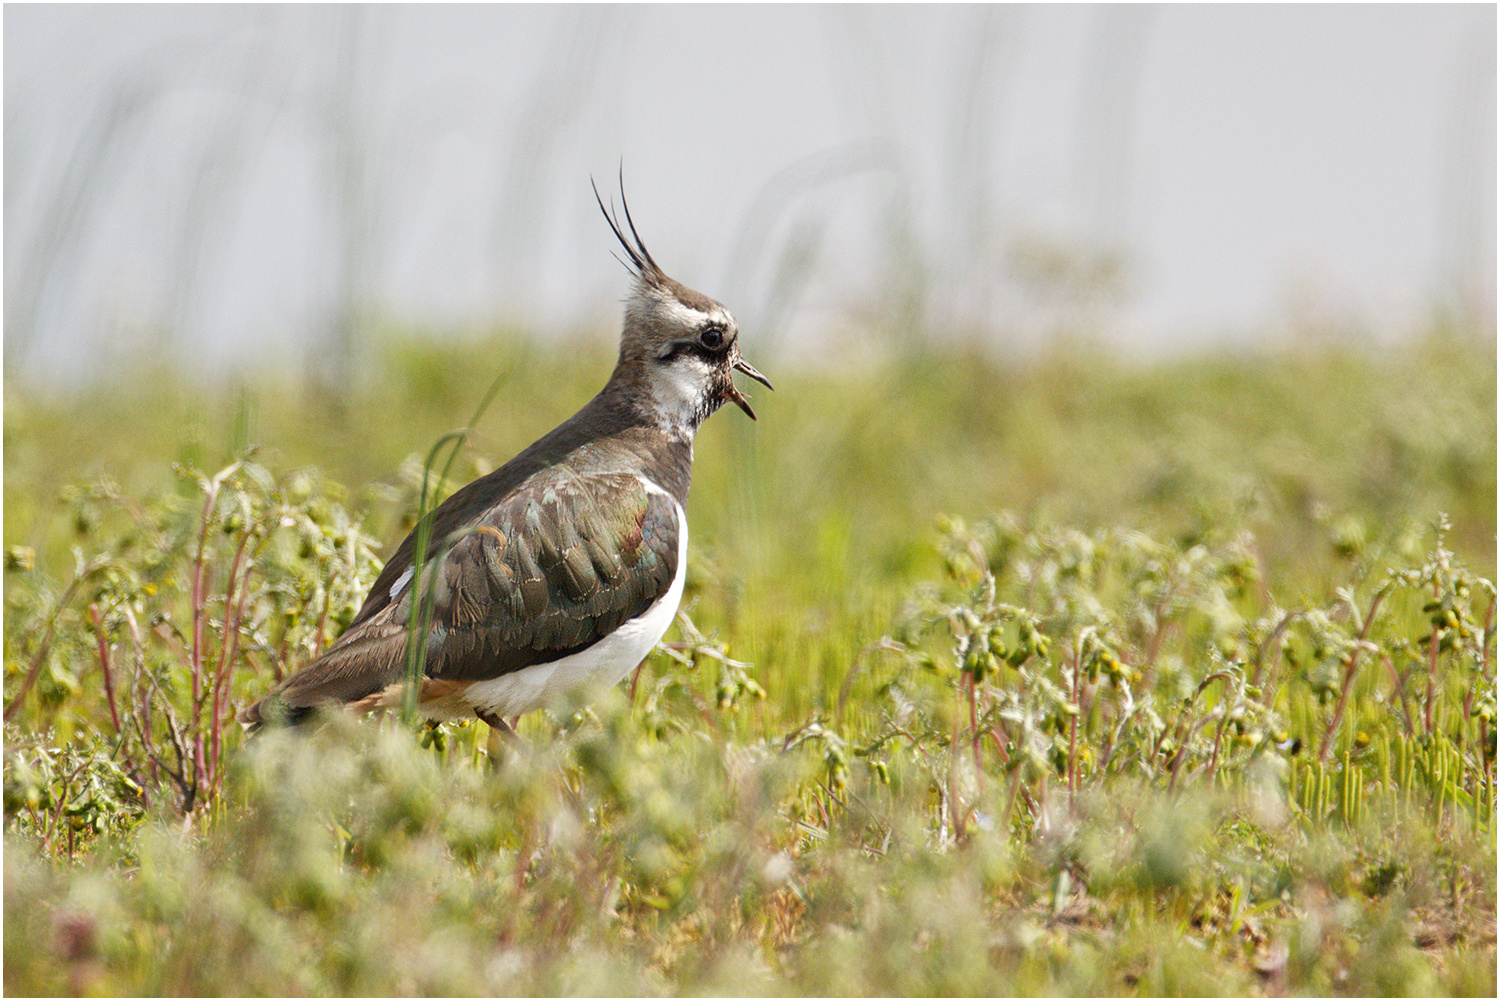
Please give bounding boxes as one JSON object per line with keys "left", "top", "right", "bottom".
{"left": 238, "top": 181, "right": 770, "bottom": 733}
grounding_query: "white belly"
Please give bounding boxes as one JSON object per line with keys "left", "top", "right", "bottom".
{"left": 432, "top": 500, "right": 687, "bottom": 721}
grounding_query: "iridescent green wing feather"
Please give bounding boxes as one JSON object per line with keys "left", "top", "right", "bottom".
{"left": 262, "top": 470, "right": 679, "bottom": 713}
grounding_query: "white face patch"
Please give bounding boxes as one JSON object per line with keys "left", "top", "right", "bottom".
{"left": 659, "top": 297, "right": 728, "bottom": 332}
{"left": 622, "top": 283, "right": 738, "bottom": 434}
{"left": 648, "top": 352, "right": 715, "bottom": 431}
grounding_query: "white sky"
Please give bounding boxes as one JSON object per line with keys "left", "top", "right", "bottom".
{"left": 4, "top": 5, "right": 1494, "bottom": 383}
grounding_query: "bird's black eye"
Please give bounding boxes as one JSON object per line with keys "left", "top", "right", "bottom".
{"left": 699, "top": 325, "right": 725, "bottom": 350}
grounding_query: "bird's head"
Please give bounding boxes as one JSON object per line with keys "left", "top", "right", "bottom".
{"left": 595, "top": 179, "right": 772, "bottom": 434}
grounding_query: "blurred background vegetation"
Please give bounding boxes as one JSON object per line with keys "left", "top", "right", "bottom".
{"left": 4, "top": 320, "right": 1495, "bottom": 994}
{"left": 4, "top": 6, "right": 1496, "bottom": 996}
{"left": 5, "top": 7, "right": 1494, "bottom": 386}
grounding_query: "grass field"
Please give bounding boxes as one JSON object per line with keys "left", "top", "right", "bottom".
{"left": 4, "top": 321, "right": 1496, "bottom": 995}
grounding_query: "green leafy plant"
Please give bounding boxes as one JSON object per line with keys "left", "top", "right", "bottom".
{"left": 4, "top": 330, "right": 1494, "bottom": 995}
{"left": 5, "top": 459, "right": 382, "bottom": 829}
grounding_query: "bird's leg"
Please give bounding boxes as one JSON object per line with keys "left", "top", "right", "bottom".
{"left": 629, "top": 659, "right": 647, "bottom": 702}
{"left": 475, "top": 708, "right": 514, "bottom": 735}
{"left": 475, "top": 708, "right": 525, "bottom": 763}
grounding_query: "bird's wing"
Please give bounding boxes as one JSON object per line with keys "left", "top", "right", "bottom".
{"left": 243, "top": 468, "right": 680, "bottom": 723}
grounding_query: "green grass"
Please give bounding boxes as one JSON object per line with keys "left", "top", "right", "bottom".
{"left": 4, "top": 322, "right": 1496, "bottom": 995}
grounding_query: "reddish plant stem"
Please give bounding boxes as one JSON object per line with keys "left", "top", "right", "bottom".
{"left": 86, "top": 603, "right": 124, "bottom": 735}
{"left": 1249, "top": 610, "right": 1299, "bottom": 690}
{"left": 1317, "top": 587, "right": 1390, "bottom": 764}
{"left": 1193, "top": 670, "right": 1238, "bottom": 786}
{"left": 1381, "top": 653, "right": 1416, "bottom": 735}
{"left": 986, "top": 722, "right": 1012, "bottom": 765}
{"left": 965, "top": 671, "right": 982, "bottom": 776}
{"left": 185, "top": 461, "right": 242, "bottom": 811}
{"left": 1174, "top": 711, "right": 1235, "bottom": 791}
{"left": 211, "top": 532, "right": 253, "bottom": 696}
{"left": 274, "top": 627, "right": 290, "bottom": 684}
{"left": 1163, "top": 671, "right": 1234, "bottom": 793}
{"left": 119, "top": 606, "right": 154, "bottom": 809}
{"left": 207, "top": 531, "right": 256, "bottom": 795}
{"left": 986, "top": 728, "right": 1039, "bottom": 817}
{"left": 1206, "top": 713, "right": 1232, "bottom": 786}
{"left": 1483, "top": 596, "right": 1496, "bottom": 679}
{"left": 189, "top": 493, "right": 217, "bottom": 805}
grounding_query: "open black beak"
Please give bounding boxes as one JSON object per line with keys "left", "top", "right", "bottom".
{"left": 726, "top": 354, "right": 774, "bottom": 420}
